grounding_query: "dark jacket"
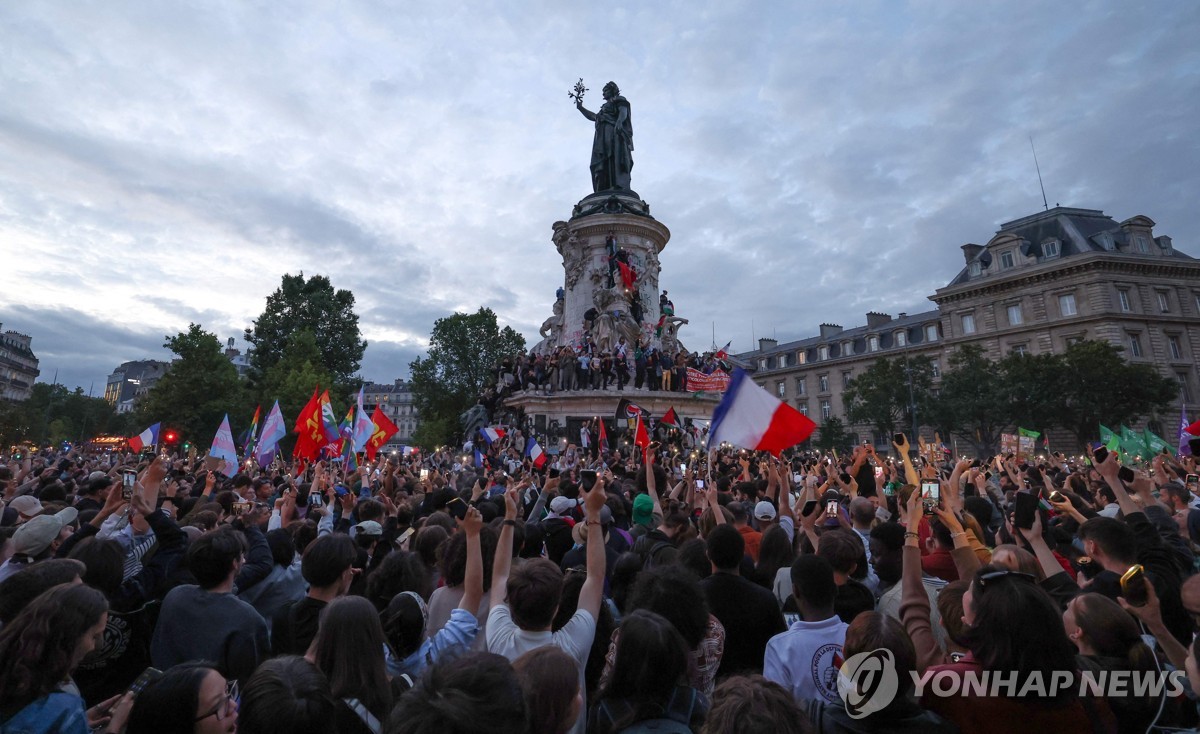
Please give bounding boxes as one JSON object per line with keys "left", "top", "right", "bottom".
{"left": 805, "top": 697, "right": 957, "bottom": 734}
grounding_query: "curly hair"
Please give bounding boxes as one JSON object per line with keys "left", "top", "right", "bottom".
{"left": 0, "top": 583, "right": 108, "bottom": 711}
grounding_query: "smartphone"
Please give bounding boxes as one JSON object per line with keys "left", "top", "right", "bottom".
{"left": 308, "top": 492, "right": 324, "bottom": 508}
{"left": 1092, "top": 447, "right": 1109, "bottom": 465}
{"left": 420, "top": 468, "right": 429, "bottom": 480}
{"left": 1117, "top": 465, "right": 1135, "bottom": 483}
{"left": 679, "top": 464, "right": 687, "bottom": 474}
{"left": 839, "top": 472, "right": 852, "bottom": 484}
{"left": 792, "top": 472, "right": 803, "bottom": 483}
{"left": 893, "top": 433, "right": 905, "bottom": 445}
{"left": 446, "top": 496, "right": 468, "bottom": 520}
{"left": 122, "top": 470, "right": 137, "bottom": 500}
{"left": 920, "top": 480, "right": 939, "bottom": 514}
{"left": 883, "top": 482, "right": 895, "bottom": 497}
{"left": 127, "top": 667, "right": 163, "bottom": 697}
{"left": 232, "top": 500, "right": 251, "bottom": 517}
{"left": 1013, "top": 491, "right": 1038, "bottom": 530}
{"left": 1048, "top": 490, "right": 1066, "bottom": 504}
{"left": 1120, "top": 564, "right": 1149, "bottom": 607}
{"left": 969, "top": 459, "right": 981, "bottom": 468}
{"left": 580, "top": 469, "right": 597, "bottom": 491}
{"left": 873, "top": 466, "right": 883, "bottom": 478}
{"left": 395, "top": 527, "right": 416, "bottom": 547}
{"left": 695, "top": 479, "right": 705, "bottom": 489}
{"left": 1187, "top": 474, "right": 1199, "bottom": 486}
{"left": 824, "top": 500, "right": 839, "bottom": 518}
{"left": 801, "top": 499, "right": 820, "bottom": 517}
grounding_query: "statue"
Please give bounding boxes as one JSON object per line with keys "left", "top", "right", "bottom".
{"left": 531, "top": 299, "right": 565, "bottom": 356}
{"left": 592, "top": 286, "right": 641, "bottom": 352}
{"left": 573, "top": 80, "right": 634, "bottom": 193}
{"left": 459, "top": 403, "right": 490, "bottom": 443}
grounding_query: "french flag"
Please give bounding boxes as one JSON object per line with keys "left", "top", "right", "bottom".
{"left": 128, "top": 422, "right": 161, "bottom": 452}
{"left": 479, "top": 426, "right": 506, "bottom": 444}
{"left": 709, "top": 369, "right": 816, "bottom": 457}
{"left": 526, "top": 437, "right": 547, "bottom": 469}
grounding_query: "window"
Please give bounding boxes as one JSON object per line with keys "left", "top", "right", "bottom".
{"left": 777, "top": 381, "right": 786, "bottom": 398}
{"left": 1065, "top": 335, "right": 1084, "bottom": 348}
{"left": 931, "top": 360, "right": 940, "bottom": 378}
{"left": 1118, "top": 289, "right": 1131, "bottom": 312}
{"left": 969, "top": 262, "right": 982, "bottom": 277}
{"left": 819, "top": 374, "right": 829, "bottom": 393}
{"left": 1042, "top": 240, "right": 1060, "bottom": 259}
{"left": 868, "top": 336, "right": 879, "bottom": 352}
{"left": 1157, "top": 291, "right": 1170, "bottom": 313}
{"left": 1179, "top": 373, "right": 1193, "bottom": 403}
{"left": 797, "top": 351, "right": 807, "bottom": 365}
{"left": 758, "top": 358, "right": 767, "bottom": 371}
{"left": 820, "top": 401, "right": 832, "bottom": 420}
{"left": 1129, "top": 333, "right": 1143, "bottom": 358}
{"left": 796, "top": 377, "right": 806, "bottom": 396}
{"left": 818, "top": 345, "right": 829, "bottom": 360}
{"left": 961, "top": 314, "right": 976, "bottom": 334}
{"left": 1059, "top": 293, "right": 1077, "bottom": 316}
{"left": 1006, "top": 304, "right": 1023, "bottom": 326}
{"left": 1137, "top": 236, "right": 1149, "bottom": 253}
{"left": 1195, "top": 293, "right": 1200, "bottom": 314}
{"left": 798, "top": 403, "right": 809, "bottom": 416}
{"left": 1000, "top": 251, "right": 1015, "bottom": 269}
{"left": 1011, "top": 344, "right": 1028, "bottom": 356}
{"left": 842, "top": 371, "right": 852, "bottom": 388}
{"left": 1169, "top": 335, "right": 1183, "bottom": 360}
{"left": 896, "top": 331, "right": 907, "bottom": 347}
{"left": 925, "top": 324, "right": 938, "bottom": 342}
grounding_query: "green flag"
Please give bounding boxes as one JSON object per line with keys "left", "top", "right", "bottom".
{"left": 1143, "top": 427, "right": 1175, "bottom": 457}
{"left": 1119, "top": 425, "right": 1151, "bottom": 461}
{"left": 1099, "top": 424, "right": 1121, "bottom": 452}
{"left": 1018, "top": 427, "right": 1041, "bottom": 439}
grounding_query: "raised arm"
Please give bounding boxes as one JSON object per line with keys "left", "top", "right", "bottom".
{"left": 459, "top": 507, "right": 485, "bottom": 613}
{"left": 577, "top": 476, "right": 608, "bottom": 620}
{"left": 490, "top": 487, "right": 519, "bottom": 611}
{"left": 893, "top": 434, "right": 921, "bottom": 487}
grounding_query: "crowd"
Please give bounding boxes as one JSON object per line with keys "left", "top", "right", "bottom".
{"left": 3, "top": 431, "right": 1200, "bottom": 733}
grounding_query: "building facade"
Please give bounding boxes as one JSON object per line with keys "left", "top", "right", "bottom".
{"left": 0, "top": 325, "right": 40, "bottom": 402}
{"left": 738, "top": 207, "right": 1199, "bottom": 451}
{"left": 361, "top": 379, "right": 420, "bottom": 448}
{"left": 104, "top": 360, "right": 171, "bottom": 414}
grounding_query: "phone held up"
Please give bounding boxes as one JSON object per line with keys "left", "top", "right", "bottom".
{"left": 1120, "top": 564, "right": 1149, "bottom": 607}
{"left": 920, "top": 480, "right": 939, "bottom": 515}
{"left": 121, "top": 469, "right": 137, "bottom": 500}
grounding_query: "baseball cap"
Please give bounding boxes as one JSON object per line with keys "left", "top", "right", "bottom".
{"left": 9, "top": 496, "right": 43, "bottom": 520}
{"left": 11, "top": 507, "right": 78, "bottom": 556}
{"left": 87, "top": 470, "right": 109, "bottom": 483}
{"left": 354, "top": 520, "right": 384, "bottom": 537}
{"left": 550, "top": 496, "right": 577, "bottom": 515}
{"left": 632, "top": 493, "right": 655, "bottom": 526}
{"left": 754, "top": 500, "right": 777, "bottom": 521}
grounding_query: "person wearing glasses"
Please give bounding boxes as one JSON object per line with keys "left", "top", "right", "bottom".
{"left": 126, "top": 663, "right": 238, "bottom": 734}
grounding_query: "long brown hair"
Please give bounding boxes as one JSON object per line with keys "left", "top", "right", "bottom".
{"left": 0, "top": 583, "right": 108, "bottom": 713}
{"left": 1072, "top": 593, "right": 1157, "bottom": 672}
{"left": 309, "top": 596, "right": 392, "bottom": 721}
{"left": 512, "top": 647, "right": 580, "bottom": 734}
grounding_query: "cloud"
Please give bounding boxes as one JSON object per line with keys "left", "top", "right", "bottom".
{"left": 0, "top": 1, "right": 1197, "bottom": 389}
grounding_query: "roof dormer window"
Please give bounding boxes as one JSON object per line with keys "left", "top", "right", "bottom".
{"left": 1042, "top": 240, "right": 1060, "bottom": 259}
{"left": 999, "top": 251, "right": 1015, "bottom": 269}
{"left": 969, "top": 261, "right": 982, "bottom": 277}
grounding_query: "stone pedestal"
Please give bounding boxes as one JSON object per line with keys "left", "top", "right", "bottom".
{"left": 531, "top": 190, "right": 684, "bottom": 355}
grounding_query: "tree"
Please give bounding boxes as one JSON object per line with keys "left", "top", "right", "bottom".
{"left": 926, "top": 344, "right": 1009, "bottom": 456}
{"left": 813, "top": 416, "right": 851, "bottom": 453}
{"left": 0, "top": 384, "right": 128, "bottom": 447}
{"left": 140, "top": 324, "right": 248, "bottom": 445}
{"left": 843, "top": 356, "right": 934, "bottom": 440}
{"left": 244, "top": 273, "right": 367, "bottom": 393}
{"left": 409, "top": 308, "right": 526, "bottom": 447}
{"left": 1054, "top": 340, "right": 1176, "bottom": 448}
{"left": 1000, "top": 351, "right": 1065, "bottom": 435}
{"left": 256, "top": 330, "right": 333, "bottom": 453}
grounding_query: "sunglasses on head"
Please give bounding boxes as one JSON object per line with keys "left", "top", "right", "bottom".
{"left": 977, "top": 570, "right": 1036, "bottom": 588}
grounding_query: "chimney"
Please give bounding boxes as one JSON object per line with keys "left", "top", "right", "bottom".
{"left": 758, "top": 337, "right": 778, "bottom": 352}
{"left": 961, "top": 243, "right": 983, "bottom": 265}
{"left": 865, "top": 312, "right": 892, "bottom": 329}
{"left": 898, "top": 312, "right": 907, "bottom": 319}
{"left": 819, "top": 323, "right": 843, "bottom": 339}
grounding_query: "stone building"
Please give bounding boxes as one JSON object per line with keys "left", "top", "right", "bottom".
{"left": 0, "top": 325, "right": 40, "bottom": 402}
{"left": 104, "top": 360, "right": 171, "bottom": 414}
{"left": 361, "top": 379, "right": 420, "bottom": 448}
{"left": 737, "top": 207, "right": 1199, "bottom": 451}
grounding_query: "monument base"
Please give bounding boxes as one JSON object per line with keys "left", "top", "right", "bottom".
{"left": 502, "top": 387, "right": 720, "bottom": 451}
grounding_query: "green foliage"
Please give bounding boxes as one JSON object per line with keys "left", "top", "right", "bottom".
{"left": 409, "top": 308, "right": 526, "bottom": 447}
{"left": 244, "top": 273, "right": 367, "bottom": 393}
{"left": 1054, "top": 340, "right": 1176, "bottom": 445}
{"left": 843, "top": 356, "right": 934, "bottom": 439}
{"left": 140, "top": 324, "right": 248, "bottom": 445}
{"left": 0, "top": 383, "right": 130, "bottom": 447}
{"left": 925, "top": 344, "right": 1007, "bottom": 456}
{"left": 814, "top": 416, "right": 851, "bottom": 453}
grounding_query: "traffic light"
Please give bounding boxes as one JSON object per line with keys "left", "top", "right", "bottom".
{"left": 164, "top": 430, "right": 178, "bottom": 444}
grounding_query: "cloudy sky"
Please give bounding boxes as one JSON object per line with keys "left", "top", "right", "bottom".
{"left": 2, "top": 1, "right": 1198, "bottom": 393}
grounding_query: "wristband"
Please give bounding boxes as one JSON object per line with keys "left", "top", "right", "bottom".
{"left": 903, "top": 531, "right": 919, "bottom": 540}
{"left": 502, "top": 519, "right": 518, "bottom": 527}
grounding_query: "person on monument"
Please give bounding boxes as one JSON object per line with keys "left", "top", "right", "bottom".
{"left": 575, "top": 82, "right": 633, "bottom": 193}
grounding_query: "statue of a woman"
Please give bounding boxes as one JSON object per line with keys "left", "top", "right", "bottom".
{"left": 575, "top": 81, "right": 633, "bottom": 192}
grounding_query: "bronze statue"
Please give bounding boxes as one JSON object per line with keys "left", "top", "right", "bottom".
{"left": 574, "top": 81, "right": 633, "bottom": 192}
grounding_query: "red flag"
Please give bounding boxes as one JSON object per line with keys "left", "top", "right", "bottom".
{"left": 660, "top": 407, "right": 679, "bottom": 427}
{"left": 365, "top": 407, "right": 400, "bottom": 461}
{"left": 292, "top": 387, "right": 323, "bottom": 461}
{"left": 634, "top": 413, "right": 650, "bottom": 449}
{"left": 598, "top": 419, "right": 609, "bottom": 454}
{"left": 617, "top": 261, "right": 637, "bottom": 290}
{"left": 1186, "top": 419, "right": 1200, "bottom": 436}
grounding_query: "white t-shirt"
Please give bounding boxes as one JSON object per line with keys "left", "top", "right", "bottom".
{"left": 763, "top": 616, "right": 849, "bottom": 704}
{"left": 487, "top": 604, "right": 595, "bottom": 734}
